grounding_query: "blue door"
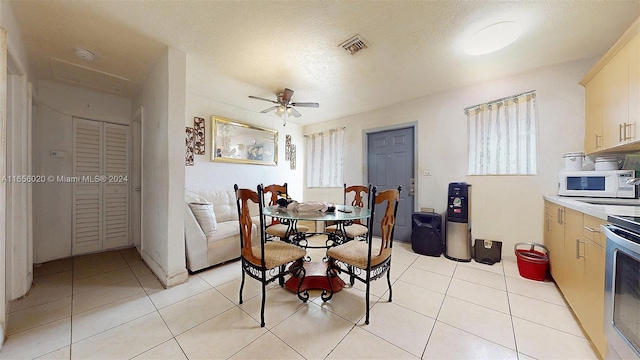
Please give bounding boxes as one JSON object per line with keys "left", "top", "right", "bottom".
{"left": 367, "top": 127, "right": 414, "bottom": 242}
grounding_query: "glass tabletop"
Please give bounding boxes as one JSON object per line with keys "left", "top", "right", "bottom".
{"left": 263, "top": 204, "right": 371, "bottom": 221}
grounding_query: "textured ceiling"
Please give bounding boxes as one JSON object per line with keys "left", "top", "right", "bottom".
{"left": 9, "top": 0, "right": 640, "bottom": 125}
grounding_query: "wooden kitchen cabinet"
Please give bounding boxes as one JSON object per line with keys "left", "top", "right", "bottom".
{"left": 600, "top": 38, "right": 633, "bottom": 149}
{"left": 581, "top": 237, "right": 607, "bottom": 357}
{"left": 544, "top": 201, "right": 565, "bottom": 286}
{"left": 584, "top": 72, "right": 605, "bottom": 153}
{"left": 542, "top": 202, "right": 607, "bottom": 357}
{"left": 582, "top": 19, "right": 640, "bottom": 153}
{"left": 561, "top": 208, "right": 584, "bottom": 302}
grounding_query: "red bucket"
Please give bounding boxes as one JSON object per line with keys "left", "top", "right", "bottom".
{"left": 514, "top": 242, "right": 549, "bottom": 281}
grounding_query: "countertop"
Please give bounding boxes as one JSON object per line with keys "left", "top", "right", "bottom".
{"left": 544, "top": 195, "right": 640, "bottom": 220}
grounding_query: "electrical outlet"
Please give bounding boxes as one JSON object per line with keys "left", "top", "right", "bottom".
{"left": 423, "top": 170, "right": 431, "bottom": 176}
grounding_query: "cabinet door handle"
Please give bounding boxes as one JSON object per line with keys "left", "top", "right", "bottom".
{"left": 583, "top": 226, "right": 599, "bottom": 233}
{"left": 575, "top": 239, "right": 585, "bottom": 259}
{"left": 557, "top": 208, "right": 563, "bottom": 224}
{"left": 620, "top": 123, "right": 624, "bottom": 142}
{"left": 624, "top": 122, "right": 634, "bottom": 141}
{"left": 546, "top": 217, "right": 550, "bottom": 232}
{"left": 595, "top": 134, "right": 602, "bottom": 149}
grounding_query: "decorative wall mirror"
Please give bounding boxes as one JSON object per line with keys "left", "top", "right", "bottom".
{"left": 211, "top": 116, "right": 278, "bottom": 165}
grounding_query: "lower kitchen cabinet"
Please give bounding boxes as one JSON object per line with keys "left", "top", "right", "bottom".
{"left": 544, "top": 202, "right": 566, "bottom": 286}
{"left": 562, "top": 208, "right": 585, "bottom": 303}
{"left": 581, "top": 238, "right": 606, "bottom": 356}
{"left": 543, "top": 201, "right": 607, "bottom": 357}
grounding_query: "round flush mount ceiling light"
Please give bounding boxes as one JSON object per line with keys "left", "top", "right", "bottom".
{"left": 464, "top": 21, "right": 521, "bottom": 56}
{"left": 74, "top": 48, "right": 96, "bottom": 61}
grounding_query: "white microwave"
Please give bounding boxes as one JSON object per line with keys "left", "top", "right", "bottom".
{"left": 558, "top": 170, "right": 637, "bottom": 198}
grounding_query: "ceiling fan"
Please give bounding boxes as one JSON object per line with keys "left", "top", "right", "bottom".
{"left": 249, "top": 88, "right": 319, "bottom": 126}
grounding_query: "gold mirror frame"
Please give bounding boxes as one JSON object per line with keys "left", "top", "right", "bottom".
{"left": 211, "top": 116, "right": 278, "bottom": 166}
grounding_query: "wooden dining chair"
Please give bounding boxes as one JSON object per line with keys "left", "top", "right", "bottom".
{"left": 235, "top": 184, "right": 309, "bottom": 327}
{"left": 325, "top": 184, "right": 371, "bottom": 242}
{"left": 263, "top": 183, "right": 309, "bottom": 242}
{"left": 322, "top": 185, "right": 402, "bottom": 325}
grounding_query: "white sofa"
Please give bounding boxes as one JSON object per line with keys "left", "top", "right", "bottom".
{"left": 184, "top": 189, "right": 258, "bottom": 272}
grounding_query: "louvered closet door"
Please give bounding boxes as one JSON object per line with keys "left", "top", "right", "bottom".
{"left": 72, "top": 119, "right": 130, "bottom": 255}
{"left": 73, "top": 119, "right": 103, "bottom": 254}
{"left": 103, "top": 123, "right": 129, "bottom": 249}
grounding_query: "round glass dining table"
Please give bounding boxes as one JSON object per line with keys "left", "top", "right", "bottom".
{"left": 263, "top": 204, "right": 370, "bottom": 222}
{"left": 262, "top": 204, "right": 371, "bottom": 293}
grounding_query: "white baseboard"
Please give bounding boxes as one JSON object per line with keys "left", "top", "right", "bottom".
{"left": 0, "top": 323, "right": 5, "bottom": 350}
{"left": 141, "top": 250, "right": 188, "bottom": 288}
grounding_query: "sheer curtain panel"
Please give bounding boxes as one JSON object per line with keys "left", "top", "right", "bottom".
{"left": 305, "top": 128, "right": 345, "bottom": 187}
{"left": 467, "top": 92, "right": 538, "bottom": 175}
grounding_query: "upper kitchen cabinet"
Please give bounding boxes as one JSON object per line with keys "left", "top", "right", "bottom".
{"left": 582, "top": 17, "right": 640, "bottom": 154}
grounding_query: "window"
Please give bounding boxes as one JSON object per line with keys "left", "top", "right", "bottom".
{"left": 305, "top": 128, "right": 345, "bottom": 187}
{"left": 467, "top": 91, "right": 538, "bottom": 175}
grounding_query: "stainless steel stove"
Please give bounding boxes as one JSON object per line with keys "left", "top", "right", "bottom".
{"left": 603, "top": 215, "right": 640, "bottom": 359}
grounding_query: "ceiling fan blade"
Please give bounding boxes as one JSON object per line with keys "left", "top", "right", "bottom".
{"left": 260, "top": 106, "right": 278, "bottom": 113}
{"left": 289, "top": 107, "right": 302, "bottom": 117}
{"left": 282, "top": 88, "right": 294, "bottom": 102}
{"left": 249, "top": 95, "right": 278, "bottom": 104}
{"left": 291, "top": 102, "right": 319, "bottom": 108}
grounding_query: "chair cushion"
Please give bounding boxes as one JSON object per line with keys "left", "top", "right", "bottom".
{"left": 327, "top": 240, "right": 391, "bottom": 269}
{"left": 188, "top": 202, "right": 218, "bottom": 236}
{"left": 248, "top": 242, "right": 307, "bottom": 269}
{"left": 265, "top": 223, "right": 310, "bottom": 237}
{"left": 325, "top": 224, "right": 368, "bottom": 238}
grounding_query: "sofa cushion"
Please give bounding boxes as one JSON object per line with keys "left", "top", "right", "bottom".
{"left": 185, "top": 190, "right": 207, "bottom": 204}
{"left": 188, "top": 202, "right": 218, "bottom": 236}
{"left": 187, "top": 188, "right": 259, "bottom": 222}
{"left": 209, "top": 221, "right": 241, "bottom": 242}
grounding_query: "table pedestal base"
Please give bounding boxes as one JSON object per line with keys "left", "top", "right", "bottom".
{"left": 285, "top": 262, "right": 345, "bottom": 293}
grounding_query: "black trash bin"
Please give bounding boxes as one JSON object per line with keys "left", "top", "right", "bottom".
{"left": 411, "top": 212, "right": 443, "bottom": 257}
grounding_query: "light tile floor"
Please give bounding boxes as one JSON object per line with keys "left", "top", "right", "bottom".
{"left": 0, "top": 237, "right": 600, "bottom": 359}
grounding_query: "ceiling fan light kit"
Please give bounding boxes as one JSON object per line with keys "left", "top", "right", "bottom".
{"left": 249, "top": 88, "right": 319, "bottom": 126}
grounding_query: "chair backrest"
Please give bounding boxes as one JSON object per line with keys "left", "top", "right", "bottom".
{"left": 344, "top": 183, "right": 371, "bottom": 224}
{"left": 264, "top": 183, "right": 288, "bottom": 206}
{"left": 263, "top": 183, "right": 287, "bottom": 225}
{"left": 235, "top": 184, "right": 266, "bottom": 267}
{"left": 367, "top": 186, "right": 402, "bottom": 260}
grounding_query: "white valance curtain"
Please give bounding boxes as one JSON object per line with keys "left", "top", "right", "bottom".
{"left": 305, "top": 128, "right": 345, "bottom": 187}
{"left": 467, "top": 91, "right": 538, "bottom": 175}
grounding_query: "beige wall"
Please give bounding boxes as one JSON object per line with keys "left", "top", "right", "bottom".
{"left": 33, "top": 81, "right": 131, "bottom": 263}
{"left": 0, "top": 1, "right": 36, "bottom": 345}
{"left": 184, "top": 93, "right": 305, "bottom": 200}
{"left": 139, "top": 48, "right": 187, "bottom": 287}
{"left": 304, "top": 58, "right": 595, "bottom": 259}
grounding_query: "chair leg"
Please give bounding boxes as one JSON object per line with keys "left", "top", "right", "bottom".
{"left": 260, "top": 272, "right": 266, "bottom": 328}
{"left": 348, "top": 265, "right": 355, "bottom": 286}
{"left": 239, "top": 268, "right": 245, "bottom": 304}
{"left": 365, "top": 277, "right": 371, "bottom": 325}
{"left": 279, "top": 265, "right": 285, "bottom": 287}
{"left": 387, "top": 267, "right": 393, "bottom": 302}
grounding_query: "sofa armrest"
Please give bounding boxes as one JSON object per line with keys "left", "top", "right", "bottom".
{"left": 184, "top": 204, "right": 209, "bottom": 271}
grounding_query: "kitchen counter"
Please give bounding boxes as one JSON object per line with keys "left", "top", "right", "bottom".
{"left": 544, "top": 195, "right": 640, "bottom": 220}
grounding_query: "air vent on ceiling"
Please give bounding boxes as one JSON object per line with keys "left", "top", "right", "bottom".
{"left": 50, "top": 58, "right": 132, "bottom": 95}
{"left": 340, "top": 34, "right": 368, "bottom": 55}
